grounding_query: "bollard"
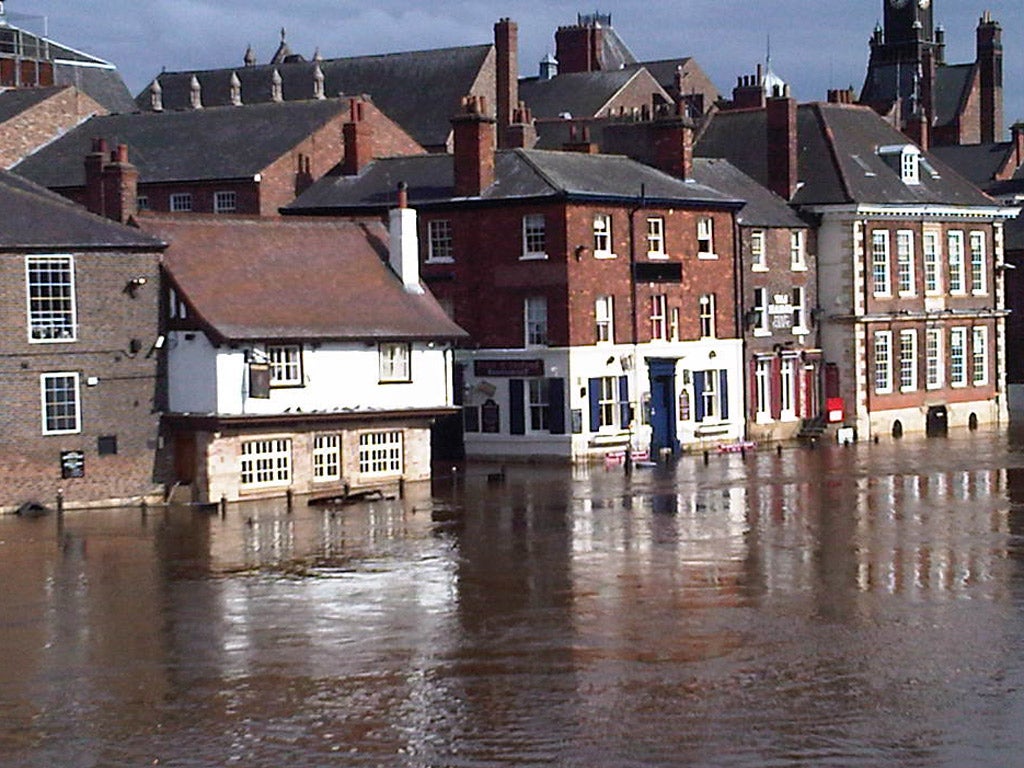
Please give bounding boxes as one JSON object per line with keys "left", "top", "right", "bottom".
{"left": 286, "top": 488, "right": 294, "bottom": 513}
{"left": 398, "top": 477, "right": 405, "bottom": 498}
{"left": 140, "top": 498, "right": 148, "bottom": 519}
{"left": 703, "top": 450, "right": 710, "bottom": 465}
{"left": 740, "top": 447, "right": 746, "bottom": 460}
{"left": 56, "top": 489, "right": 64, "bottom": 516}
{"left": 776, "top": 444, "right": 783, "bottom": 457}
{"left": 220, "top": 494, "right": 227, "bottom": 518}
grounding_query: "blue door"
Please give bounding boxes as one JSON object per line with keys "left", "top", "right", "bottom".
{"left": 648, "top": 359, "right": 678, "bottom": 455}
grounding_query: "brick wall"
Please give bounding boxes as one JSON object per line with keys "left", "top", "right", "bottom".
{"left": 0, "top": 249, "right": 163, "bottom": 511}
{"left": 0, "top": 86, "right": 106, "bottom": 168}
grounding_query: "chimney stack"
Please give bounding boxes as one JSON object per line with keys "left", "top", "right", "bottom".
{"left": 766, "top": 85, "right": 798, "bottom": 201}
{"left": 84, "top": 137, "right": 108, "bottom": 217}
{"left": 1012, "top": 122, "right": 1024, "bottom": 172}
{"left": 342, "top": 98, "right": 374, "bottom": 176}
{"left": 388, "top": 182, "right": 422, "bottom": 293}
{"left": 102, "top": 144, "right": 139, "bottom": 224}
{"left": 506, "top": 102, "right": 537, "bottom": 149}
{"left": 977, "top": 12, "right": 1004, "bottom": 143}
{"left": 452, "top": 95, "right": 496, "bottom": 197}
{"left": 602, "top": 105, "right": 694, "bottom": 180}
{"left": 494, "top": 18, "right": 519, "bottom": 149}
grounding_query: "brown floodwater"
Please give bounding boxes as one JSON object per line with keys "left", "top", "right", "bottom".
{"left": 3, "top": 429, "right": 1024, "bottom": 767}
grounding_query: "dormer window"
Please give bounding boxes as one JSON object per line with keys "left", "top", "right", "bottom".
{"left": 879, "top": 144, "right": 921, "bottom": 185}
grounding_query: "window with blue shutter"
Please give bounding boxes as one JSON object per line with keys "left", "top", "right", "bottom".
{"left": 719, "top": 370, "right": 729, "bottom": 420}
{"left": 548, "top": 378, "right": 566, "bottom": 434}
{"left": 588, "top": 378, "right": 601, "bottom": 432}
{"left": 509, "top": 379, "right": 526, "bottom": 435}
{"left": 694, "top": 372, "right": 705, "bottom": 422}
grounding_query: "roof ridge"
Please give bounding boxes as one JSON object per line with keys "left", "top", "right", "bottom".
{"left": 810, "top": 103, "right": 855, "bottom": 205}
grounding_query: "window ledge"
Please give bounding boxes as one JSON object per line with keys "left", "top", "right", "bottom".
{"left": 753, "top": 329, "right": 772, "bottom": 338}
{"left": 647, "top": 253, "right": 669, "bottom": 260}
{"left": 697, "top": 252, "right": 718, "bottom": 260}
{"left": 594, "top": 252, "right": 617, "bottom": 260}
{"left": 752, "top": 265, "right": 769, "bottom": 273}
{"left": 425, "top": 257, "right": 454, "bottom": 265}
{"left": 790, "top": 264, "right": 808, "bottom": 272}
{"left": 520, "top": 253, "right": 549, "bottom": 261}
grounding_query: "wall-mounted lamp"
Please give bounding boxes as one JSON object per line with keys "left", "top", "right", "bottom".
{"left": 124, "top": 276, "right": 147, "bottom": 298}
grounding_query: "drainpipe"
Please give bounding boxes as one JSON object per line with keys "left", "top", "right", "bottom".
{"left": 733, "top": 214, "right": 748, "bottom": 442}
{"left": 626, "top": 184, "right": 647, "bottom": 472}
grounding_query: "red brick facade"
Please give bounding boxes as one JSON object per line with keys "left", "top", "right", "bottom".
{"left": 0, "top": 86, "right": 106, "bottom": 168}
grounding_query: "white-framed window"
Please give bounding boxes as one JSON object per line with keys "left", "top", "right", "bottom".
{"left": 755, "top": 358, "right": 772, "bottom": 420}
{"left": 899, "top": 329, "right": 917, "bottom": 391}
{"left": 214, "top": 190, "right": 237, "bottom": 213}
{"left": 40, "top": 372, "right": 80, "bottom": 435}
{"left": 527, "top": 378, "right": 549, "bottom": 432}
{"left": 313, "top": 434, "right": 341, "bottom": 482}
{"left": 790, "top": 230, "right": 806, "bottom": 270}
{"left": 874, "top": 330, "right": 893, "bottom": 394}
{"left": 872, "top": 230, "right": 891, "bottom": 296}
{"left": 379, "top": 342, "right": 411, "bottom": 382}
{"left": 697, "top": 217, "right": 715, "bottom": 258}
{"left": 26, "top": 254, "right": 77, "bottom": 342}
{"left": 596, "top": 376, "right": 618, "bottom": 429}
{"left": 650, "top": 293, "right": 668, "bottom": 341}
{"left": 593, "top": 213, "right": 613, "bottom": 257}
{"left": 751, "top": 230, "right": 767, "bottom": 270}
{"left": 780, "top": 357, "right": 796, "bottom": 418}
{"left": 595, "top": 295, "right": 614, "bottom": 343}
{"left": 901, "top": 148, "right": 920, "bottom": 184}
{"left": 359, "top": 431, "right": 403, "bottom": 475}
{"left": 699, "top": 370, "right": 719, "bottom": 420}
{"left": 240, "top": 438, "right": 292, "bottom": 488}
{"left": 923, "top": 231, "right": 941, "bottom": 294}
{"left": 948, "top": 231, "right": 966, "bottom": 294}
{"left": 791, "top": 286, "right": 807, "bottom": 333}
{"left": 524, "top": 296, "right": 548, "bottom": 347}
{"left": 926, "top": 329, "right": 943, "bottom": 389}
{"left": 137, "top": 195, "right": 150, "bottom": 212}
{"left": 646, "top": 217, "right": 666, "bottom": 257}
{"left": 752, "top": 287, "right": 770, "bottom": 335}
{"left": 896, "top": 230, "right": 915, "bottom": 295}
{"left": 522, "top": 214, "right": 547, "bottom": 258}
{"left": 970, "top": 231, "right": 987, "bottom": 294}
{"left": 427, "top": 219, "right": 454, "bottom": 262}
{"left": 267, "top": 344, "right": 302, "bottom": 386}
{"left": 170, "top": 192, "right": 193, "bottom": 212}
{"left": 950, "top": 327, "right": 967, "bottom": 387}
{"left": 972, "top": 326, "right": 989, "bottom": 386}
{"left": 699, "top": 293, "right": 716, "bottom": 338}
{"left": 670, "top": 307, "right": 680, "bottom": 342}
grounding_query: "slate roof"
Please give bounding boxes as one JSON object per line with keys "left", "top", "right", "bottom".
{"left": 14, "top": 98, "right": 350, "bottom": 189}
{"left": 519, "top": 66, "right": 669, "bottom": 120}
{"left": 135, "top": 44, "right": 494, "bottom": 149}
{"left": 0, "top": 168, "right": 164, "bottom": 251}
{"left": 0, "top": 21, "right": 134, "bottom": 112}
{"left": 690, "top": 158, "right": 808, "bottom": 229}
{"left": 697, "top": 102, "right": 997, "bottom": 209}
{"left": 140, "top": 214, "right": 467, "bottom": 343}
{"left": 933, "top": 64, "right": 976, "bottom": 129}
{"left": 286, "top": 148, "right": 742, "bottom": 214}
{"left": 929, "top": 142, "right": 1013, "bottom": 187}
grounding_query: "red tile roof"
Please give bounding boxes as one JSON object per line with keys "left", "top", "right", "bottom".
{"left": 141, "top": 213, "right": 466, "bottom": 343}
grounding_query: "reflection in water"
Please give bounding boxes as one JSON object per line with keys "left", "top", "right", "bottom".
{"left": 2, "top": 432, "right": 1024, "bottom": 766}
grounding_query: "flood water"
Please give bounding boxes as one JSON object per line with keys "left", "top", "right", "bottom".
{"left": 4, "top": 430, "right": 1024, "bottom": 767}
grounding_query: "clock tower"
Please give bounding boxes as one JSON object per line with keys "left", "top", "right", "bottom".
{"left": 883, "top": 0, "right": 935, "bottom": 50}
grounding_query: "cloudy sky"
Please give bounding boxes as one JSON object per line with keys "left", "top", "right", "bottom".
{"left": 7, "top": 0, "right": 1023, "bottom": 133}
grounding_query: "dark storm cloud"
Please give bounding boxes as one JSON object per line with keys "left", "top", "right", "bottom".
{"left": 8, "top": 1, "right": 1023, "bottom": 125}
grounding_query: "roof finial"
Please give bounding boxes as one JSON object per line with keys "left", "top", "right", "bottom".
{"left": 281, "top": 27, "right": 286, "bottom": 43}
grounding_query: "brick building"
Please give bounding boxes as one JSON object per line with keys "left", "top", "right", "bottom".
{"left": 860, "top": 0, "right": 1005, "bottom": 146}
{"left": 0, "top": 85, "right": 105, "bottom": 169}
{"left": 690, "top": 158, "right": 821, "bottom": 443}
{"left": 0, "top": 6, "right": 135, "bottom": 113}
{"left": 133, "top": 25, "right": 507, "bottom": 153}
{"left": 0, "top": 168, "right": 166, "bottom": 512}
{"left": 13, "top": 96, "right": 423, "bottom": 217}
{"left": 699, "top": 97, "right": 1020, "bottom": 440}
{"left": 140, "top": 210, "right": 466, "bottom": 504}
{"left": 287, "top": 97, "right": 746, "bottom": 461}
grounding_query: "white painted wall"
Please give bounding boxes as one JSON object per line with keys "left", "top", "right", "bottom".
{"left": 167, "top": 333, "right": 453, "bottom": 416}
